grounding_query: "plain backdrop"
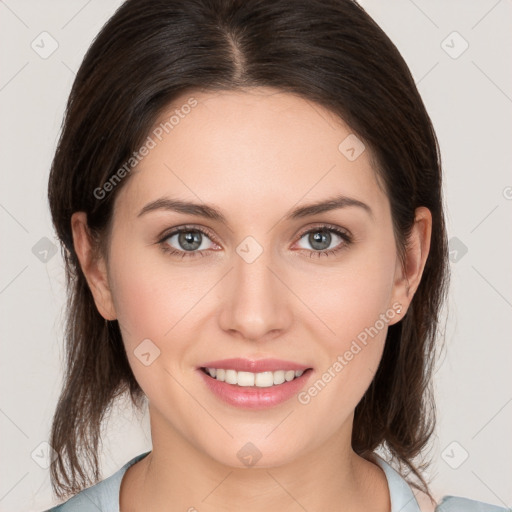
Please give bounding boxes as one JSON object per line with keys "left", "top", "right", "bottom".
{"left": 0, "top": 1, "right": 511, "bottom": 511}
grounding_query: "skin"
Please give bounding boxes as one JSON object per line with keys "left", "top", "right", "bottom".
{"left": 71, "top": 87, "right": 432, "bottom": 511}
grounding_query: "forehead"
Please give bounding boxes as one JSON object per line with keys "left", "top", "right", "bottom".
{"left": 113, "top": 87, "right": 388, "bottom": 223}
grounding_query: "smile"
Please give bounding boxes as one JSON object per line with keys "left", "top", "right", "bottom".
{"left": 197, "top": 360, "right": 314, "bottom": 409}
{"left": 201, "top": 368, "right": 306, "bottom": 387}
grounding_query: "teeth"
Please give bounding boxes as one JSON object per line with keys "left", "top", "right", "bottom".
{"left": 205, "top": 368, "right": 307, "bottom": 387}
{"left": 255, "top": 371, "right": 274, "bottom": 387}
{"left": 237, "top": 371, "right": 255, "bottom": 386}
{"left": 273, "top": 371, "right": 285, "bottom": 385}
{"left": 225, "top": 369, "right": 237, "bottom": 385}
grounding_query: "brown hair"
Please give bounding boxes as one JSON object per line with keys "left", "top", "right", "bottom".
{"left": 47, "top": 0, "right": 449, "bottom": 500}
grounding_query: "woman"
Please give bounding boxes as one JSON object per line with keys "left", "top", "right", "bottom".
{"left": 42, "top": 0, "right": 507, "bottom": 510}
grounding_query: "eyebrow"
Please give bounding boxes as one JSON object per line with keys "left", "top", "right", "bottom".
{"left": 137, "top": 194, "right": 374, "bottom": 222}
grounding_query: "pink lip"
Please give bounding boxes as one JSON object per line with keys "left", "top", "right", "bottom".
{"left": 197, "top": 359, "right": 313, "bottom": 410}
{"left": 199, "top": 358, "right": 311, "bottom": 373}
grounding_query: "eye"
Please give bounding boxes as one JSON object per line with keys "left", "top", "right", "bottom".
{"left": 157, "top": 224, "right": 352, "bottom": 259}
{"left": 158, "top": 226, "right": 218, "bottom": 259}
{"left": 295, "top": 225, "right": 352, "bottom": 258}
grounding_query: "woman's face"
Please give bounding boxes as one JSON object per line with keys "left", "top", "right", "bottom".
{"left": 83, "top": 87, "right": 424, "bottom": 468}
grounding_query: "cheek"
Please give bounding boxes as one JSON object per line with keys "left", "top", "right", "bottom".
{"left": 110, "top": 265, "right": 167, "bottom": 344}
{"left": 108, "top": 243, "right": 219, "bottom": 396}
{"left": 108, "top": 237, "right": 198, "bottom": 335}
{"left": 294, "top": 237, "right": 397, "bottom": 346}
{"left": 108, "top": 251, "right": 195, "bottom": 405}
{"left": 107, "top": 242, "right": 196, "bottom": 372}
{"left": 292, "top": 238, "right": 396, "bottom": 407}
{"left": 295, "top": 288, "right": 392, "bottom": 431}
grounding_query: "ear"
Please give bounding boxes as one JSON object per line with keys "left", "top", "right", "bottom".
{"left": 70, "top": 211, "right": 117, "bottom": 321}
{"left": 388, "top": 206, "right": 432, "bottom": 324}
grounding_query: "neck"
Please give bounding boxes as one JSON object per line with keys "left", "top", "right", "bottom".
{"left": 120, "top": 408, "right": 391, "bottom": 512}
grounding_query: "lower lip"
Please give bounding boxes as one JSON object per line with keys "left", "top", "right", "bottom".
{"left": 197, "top": 368, "right": 313, "bottom": 409}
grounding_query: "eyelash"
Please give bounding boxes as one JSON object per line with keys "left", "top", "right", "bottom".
{"left": 157, "top": 224, "right": 352, "bottom": 259}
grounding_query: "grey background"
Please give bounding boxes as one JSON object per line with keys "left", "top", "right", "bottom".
{"left": 0, "top": 1, "right": 511, "bottom": 510}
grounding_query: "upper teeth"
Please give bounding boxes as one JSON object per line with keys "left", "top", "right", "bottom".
{"left": 206, "top": 368, "right": 305, "bottom": 387}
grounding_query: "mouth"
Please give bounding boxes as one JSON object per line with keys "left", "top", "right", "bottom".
{"left": 196, "top": 358, "right": 314, "bottom": 409}
{"left": 199, "top": 367, "right": 312, "bottom": 387}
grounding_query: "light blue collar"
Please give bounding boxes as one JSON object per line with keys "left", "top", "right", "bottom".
{"left": 371, "top": 453, "right": 422, "bottom": 512}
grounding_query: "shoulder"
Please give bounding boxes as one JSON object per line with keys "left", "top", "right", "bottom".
{"left": 370, "top": 453, "right": 508, "bottom": 512}
{"left": 40, "top": 451, "right": 152, "bottom": 512}
{"left": 41, "top": 475, "right": 120, "bottom": 512}
{"left": 435, "top": 495, "right": 511, "bottom": 511}
{"left": 403, "top": 488, "right": 509, "bottom": 512}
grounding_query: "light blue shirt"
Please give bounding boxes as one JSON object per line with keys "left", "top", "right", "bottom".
{"left": 44, "top": 451, "right": 509, "bottom": 511}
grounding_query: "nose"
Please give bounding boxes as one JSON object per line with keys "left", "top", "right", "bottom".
{"left": 217, "top": 243, "right": 293, "bottom": 342}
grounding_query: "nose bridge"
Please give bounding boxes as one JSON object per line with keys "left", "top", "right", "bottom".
{"left": 218, "top": 235, "right": 291, "bottom": 341}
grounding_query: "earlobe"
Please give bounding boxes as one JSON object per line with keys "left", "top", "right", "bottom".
{"left": 389, "top": 207, "right": 432, "bottom": 321}
{"left": 70, "top": 212, "right": 117, "bottom": 321}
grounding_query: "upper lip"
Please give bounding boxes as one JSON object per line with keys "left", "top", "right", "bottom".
{"left": 199, "top": 358, "right": 311, "bottom": 373}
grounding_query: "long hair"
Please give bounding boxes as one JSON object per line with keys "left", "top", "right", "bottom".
{"left": 47, "top": 0, "right": 449, "bottom": 500}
